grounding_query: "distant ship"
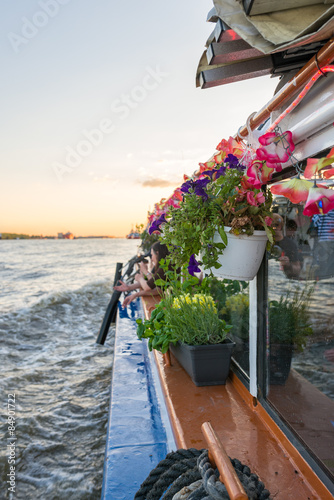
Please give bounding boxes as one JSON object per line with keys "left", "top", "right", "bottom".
{"left": 126, "top": 229, "right": 140, "bottom": 239}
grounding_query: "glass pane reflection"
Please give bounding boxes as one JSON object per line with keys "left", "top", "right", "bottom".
{"left": 268, "top": 200, "right": 334, "bottom": 479}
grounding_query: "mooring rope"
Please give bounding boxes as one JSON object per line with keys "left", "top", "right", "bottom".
{"left": 134, "top": 449, "right": 271, "bottom": 500}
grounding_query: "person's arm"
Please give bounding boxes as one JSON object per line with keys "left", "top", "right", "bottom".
{"left": 279, "top": 255, "right": 302, "bottom": 279}
{"left": 122, "top": 287, "right": 161, "bottom": 307}
{"left": 135, "top": 273, "right": 152, "bottom": 291}
{"left": 114, "top": 279, "right": 140, "bottom": 292}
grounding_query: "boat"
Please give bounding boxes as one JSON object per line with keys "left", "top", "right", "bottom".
{"left": 101, "top": 2, "right": 334, "bottom": 498}
{"left": 126, "top": 228, "right": 141, "bottom": 239}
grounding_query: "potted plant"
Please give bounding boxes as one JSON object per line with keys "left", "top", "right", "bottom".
{"left": 217, "top": 285, "right": 314, "bottom": 383}
{"left": 160, "top": 151, "right": 275, "bottom": 280}
{"left": 136, "top": 270, "right": 235, "bottom": 386}
{"left": 269, "top": 286, "right": 313, "bottom": 384}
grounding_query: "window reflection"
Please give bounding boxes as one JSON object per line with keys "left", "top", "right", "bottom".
{"left": 268, "top": 199, "right": 334, "bottom": 479}
{"left": 209, "top": 278, "right": 250, "bottom": 375}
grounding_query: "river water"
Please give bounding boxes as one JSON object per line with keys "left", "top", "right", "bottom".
{"left": 0, "top": 238, "right": 139, "bottom": 500}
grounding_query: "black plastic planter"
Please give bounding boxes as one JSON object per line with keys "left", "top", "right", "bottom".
{"left": 269, "top": 343, "right": 293, "bottom": 385}
{"left": 170, "top": 339, "right": 235, "bottom": 387}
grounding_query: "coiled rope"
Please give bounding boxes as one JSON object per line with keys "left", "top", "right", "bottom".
{"left": 134, "top": 449, "right": 271, "bottom": 500}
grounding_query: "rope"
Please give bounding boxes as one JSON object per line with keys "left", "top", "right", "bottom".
{"left": 134, "top": 449, "right": 204, "bottom": 500}
{"left": 135, "top": 449, "right": 272, "bottom": 500}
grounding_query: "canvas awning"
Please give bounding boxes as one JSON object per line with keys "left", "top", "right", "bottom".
{"left": 197, "top": 0, "right": 334, "bottom": 87}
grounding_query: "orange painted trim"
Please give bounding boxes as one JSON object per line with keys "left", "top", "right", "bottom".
{"left": 153, "top": 349, "right": 187, "bottom": 449}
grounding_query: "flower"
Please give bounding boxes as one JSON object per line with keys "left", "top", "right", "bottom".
{"left": 180, "top": 179, "right": 194, "bottom": 194}
{"left": 271, "top": 177, "right": 312, "bottom": 204}
{"left": 148, "top": 213, "right": 167, "bottom": 234}
{"left": 146, "top": 129, "right": 297, "bottom": 273}
{"left": 256, "top": 131, "right": 295, "bottom": 166}
{"left": 188, "top": 254, "right": 201, "bottom": 276}
{"left": 193, "top": 178, "right": 210, "bottom": 199}
{"left": 303, "top": 185, "right": 334, "bottom": 216}
{"left": 303, "top": 147, "right": 334, "bottom": 179}
{"left": 160, "top": 151, "right": 275, "bottom": 272}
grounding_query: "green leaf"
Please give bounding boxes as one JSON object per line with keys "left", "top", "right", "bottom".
{"left": 154, "top": 279, "right": 165, "bottom": 287}
{"left": 218, "top": 227, "right": 228, "bottom": 246}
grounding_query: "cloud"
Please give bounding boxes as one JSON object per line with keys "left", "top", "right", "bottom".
{"left": 138, "top": 177, "right": 180, "bottom": 188}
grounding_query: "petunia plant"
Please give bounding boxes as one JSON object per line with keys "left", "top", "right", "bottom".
{"left": 158, "top": 150, "right": 275, "bottom": 272}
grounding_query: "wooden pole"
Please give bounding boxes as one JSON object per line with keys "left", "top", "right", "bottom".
{"left": 201, "top": 421, "right": 248, "bottom": 500}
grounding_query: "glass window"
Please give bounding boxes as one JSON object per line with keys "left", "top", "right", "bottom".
{"left": 267, "top": 199, "right": 334, "bottom": 480}
{"left": 208, "top": 278, "right": 250, "bottom": 376}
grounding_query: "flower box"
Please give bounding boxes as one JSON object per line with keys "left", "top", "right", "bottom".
{"left": 170, "top": 339, "right": 235, "bottom": 386}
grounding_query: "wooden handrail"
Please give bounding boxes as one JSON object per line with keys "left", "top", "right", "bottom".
{"left": 201, "top": 421, "right": 248, "bottom": 500}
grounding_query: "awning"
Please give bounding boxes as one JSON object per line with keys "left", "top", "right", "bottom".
{"left": 197, "top": 0, "right": 334, "bottom": 88}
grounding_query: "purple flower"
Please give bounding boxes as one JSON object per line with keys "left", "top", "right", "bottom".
{"left": 201, "top": 169, "right": 215, "bottom": 179}
{"left": 225, "top": 154, "right": 239, "bottom": 166}
{"left": 181, "top": 179, "right": 194, "bottom": 194}
{"left": 188, "top": 254, "right": 201, "bottom": 276}
{"left": 148, "top": 213, "right": 167, "bottom": 235}
{"left": 215, "top": 165, "right": 227, "bottom": 179}
{"left": 224, "top": 153, "right": 246, "bottom": 172}
{"left": 193, "top": 178, "right": 210, "bottom": 200}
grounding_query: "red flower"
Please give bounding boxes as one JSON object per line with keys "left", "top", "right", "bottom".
{"left": 271, "top": 177, "right": 312, "bottom": 204}
{"left": 256, "top": 131, "right": 294, "bottom": 170}
{"left": 303, "top": 186, "right": 334, "bottom": 216}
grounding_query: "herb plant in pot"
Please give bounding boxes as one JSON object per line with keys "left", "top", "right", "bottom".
{"left": 269, "top": 286, "right": 313, "bottom": 385}
{"left": 218, "top": 285, "right": 314, "bottom": 384}
{"left": 136, "top": 271, "right": 234, "bottom": 386}
{"left": 167, "top": 292, "right": 234, "bottom": 386}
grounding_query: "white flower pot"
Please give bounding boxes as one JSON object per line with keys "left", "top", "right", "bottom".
{"left": 211, "top": 227, "right": 268, "bottom": 281}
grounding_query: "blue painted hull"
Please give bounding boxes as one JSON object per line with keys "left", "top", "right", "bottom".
{"left": 101, "top": 299, "right": 175, "bottom": 499}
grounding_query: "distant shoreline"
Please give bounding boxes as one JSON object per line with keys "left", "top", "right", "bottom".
{"left": 0, "top": 233, "right": 124, "bottom": 240}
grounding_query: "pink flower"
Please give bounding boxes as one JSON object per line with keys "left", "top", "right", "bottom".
{"left": 265, "top": 216, "right": 273, "bottom": 226}
{"left": 256, "top": 131, "right": 295, "bottom": 167}
{"left": 304, "top": 147, "right": 334, "bottom": 179}
{"left": 303, "top": 186, "right": 334, "bottom": 216}
{"left": 246, "top": 162, "right": 262, "bottom": 189}
{"left": 256, "top": 191, "right": 265, "bottom": 204}
{"left": 260, "top": 161, "right": 276, "bottom": 184}
{"left": 216, "top": 136, "right": 243, "bottom": 155}
{"left": 246, "top": 159, "right": 276, "bottom": 188}
{"left": 247, "top": 191, "right": 257, "bottom": 206}
{"left": 271, "top": 177, "right": 312, "bottom": 204}
{"left": 199, "top": 158, "right": 216, "bottom": 172}
{"left": 323, "top": 167, "right": 334, "bottom": 179}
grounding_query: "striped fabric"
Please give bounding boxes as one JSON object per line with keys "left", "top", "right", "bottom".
{"left": 313, "top": 210, "right": 334, "bottom": 242}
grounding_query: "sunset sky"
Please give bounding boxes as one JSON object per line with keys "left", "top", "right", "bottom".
{"left": 1, "top": 0, "right": 279, "bottom": 237}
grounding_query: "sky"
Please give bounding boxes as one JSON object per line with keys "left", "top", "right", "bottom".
{"left": 0, "top": 0, "right": 279, "bottom": 237}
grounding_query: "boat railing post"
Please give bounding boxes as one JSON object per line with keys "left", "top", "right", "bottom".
{"left": 96, "top": 263, "right": 123, "bottom": 345}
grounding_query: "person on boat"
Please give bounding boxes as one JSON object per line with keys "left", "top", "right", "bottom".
{"left": 272, "top": 213, "right": 303, "bottom": 279}
{"left": 310, "top": 208, "right": 334, "bottom": 279}
{"left": 114, "top": 241, "right": 170, "bottom": 307}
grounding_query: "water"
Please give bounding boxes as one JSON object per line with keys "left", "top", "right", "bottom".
{"left": 0, "top": 239, "right": 140, "bottom": 499}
